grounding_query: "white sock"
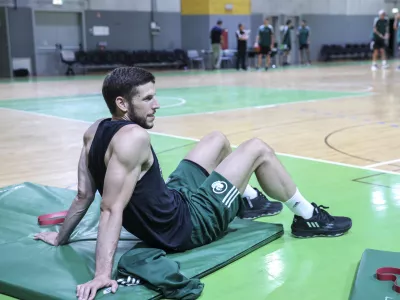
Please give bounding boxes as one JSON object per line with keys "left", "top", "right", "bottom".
{"left": 284, "top": 188, "right": 314, "bottom": 219}
{"left": 382, "top": 60, "right": 387, "bottom": 65}
{"left": 242, "top": 185, "right": 258, "bottom": 199}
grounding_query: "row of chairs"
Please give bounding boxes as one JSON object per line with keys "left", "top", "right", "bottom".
{"left": 61, "top": 49, "right": 190, "bottom": 75}
{"left": 319, "top": 43, "right": 374, "bottom": 61}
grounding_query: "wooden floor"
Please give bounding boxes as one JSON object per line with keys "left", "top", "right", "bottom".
{"left": 0, "top": 62, "right": 399, "bottom": 189}
{"left": 1, "top": 62, "right": 400, "bottom": 300}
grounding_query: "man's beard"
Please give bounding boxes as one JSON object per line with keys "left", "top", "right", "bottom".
{"left": 127, "top": 103, "right": 153, "bottom": 129}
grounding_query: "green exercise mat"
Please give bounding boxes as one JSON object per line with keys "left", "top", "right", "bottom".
{"left": 350, "top": 249, "right": 400, "bottom": 300}
{"left": 0, "top": 182, "right": 284, "bottom": 300}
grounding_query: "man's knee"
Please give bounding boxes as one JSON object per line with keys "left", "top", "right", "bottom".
{"left": 203, "top": 131, "right": 230, "bottom": 149}
{"left": 244, "top": 138, "right": 275, "bottom": 159}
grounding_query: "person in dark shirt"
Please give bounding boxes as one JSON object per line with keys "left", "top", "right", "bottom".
{"left": 34, "top": 67, "right": 352, "bottom": 300}
{"left": 297, "top": 20, "right": 311, "bottom": 65}
{"left": 371, "top": 10, "right": 389, "bottom": 71}
{"left": 281, "top": 19, "right": 294, "bottom": 66}
{"left": 236, "top": 23, "right": 249, "bottom": 70}
{"left": 210, "top": 20, "right": 224, "bottom": 69}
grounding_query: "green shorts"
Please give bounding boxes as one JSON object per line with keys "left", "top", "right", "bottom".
{"left": 166, "top": 159, "right": 244, "bottom": 249}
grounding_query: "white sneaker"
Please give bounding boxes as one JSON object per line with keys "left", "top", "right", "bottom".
{"left": 371, "top": 65, "right": 378, "bottom": 71}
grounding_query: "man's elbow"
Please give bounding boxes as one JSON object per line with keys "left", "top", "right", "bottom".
{"left": 76, "top": 191, "right": 95, "bottom": 205}
{"left": 100, "top": 202, "right": 125, "bottom": 217}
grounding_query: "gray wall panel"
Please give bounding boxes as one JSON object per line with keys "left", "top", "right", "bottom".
{"left": 302, "top": 14, "right": 375, "bottom": 61}
{"left": 84, "top": 10, "right": 151, "bottom": 50}
{"left": 7, "top": 7, "right": 35, "bottom": 74}
{"left": 153, "top": 12, "right": 181, "bottom": 50}
{"left": 0, "top": 7, "right": 11, "bottom": 77}
{"left": 181, "top": 15, "right": 210, "bottom": 50}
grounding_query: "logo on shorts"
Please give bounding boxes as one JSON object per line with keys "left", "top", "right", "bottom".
{"left": 211, "top": 181, "right": 228, "bottom": 194}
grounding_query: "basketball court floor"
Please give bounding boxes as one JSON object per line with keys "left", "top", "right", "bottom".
{"left": 0, "top": 61, "right": 399, "bottom": 299}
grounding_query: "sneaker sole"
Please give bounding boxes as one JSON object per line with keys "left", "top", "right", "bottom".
{"left": 241, "top": 210, "right": 282, "bottom": 219}
{"left": 291, "top": 232, "right": 345, "bottom": 238}
{"left": 291, "top": 228, "right": 350, "bottom": 238}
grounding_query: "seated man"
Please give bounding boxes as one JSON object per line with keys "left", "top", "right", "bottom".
{"left": 34, "top": 67, "right": 352, "bottom": 300}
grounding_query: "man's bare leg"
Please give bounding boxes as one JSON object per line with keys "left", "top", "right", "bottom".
{"left": 266, "top": 54, "right": 271, "bottom": 69}
{"left": 380, "top": 48, "right": 388, "bottom": 68}
{"left": 214, "top": 138, "right": 297, "bottom": 202}
{"left": 183, "top": 131, "right": 283, "bottom": 217}
{"left": 184, "top": 131, "right": 231, "bottom": 174}
{"left": 372, "top": 49, "right": 379, "bottom": 70}
{"left": 184, "top": 131, "right": 257, "bottom": 199}
{"left": 257, "top": 54, "right": 262, "bottom": 69}
{"left": 213, "top": 138, "right": 352, "bottom": 237}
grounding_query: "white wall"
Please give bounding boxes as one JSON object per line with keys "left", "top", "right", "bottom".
{"left": 251, "top": 0, "right": 396, "bottom": 15}
{"left": 155, "top": 0, "right": 180, "bottom": 12}
{"left": 87, "top": 0, "right": 180, "bottom": 12}
{"left": 347, "top": 0, "right": 394, "bottom": 15}
{"left": 88, "top": 0, "right": 151, "bottom": 11}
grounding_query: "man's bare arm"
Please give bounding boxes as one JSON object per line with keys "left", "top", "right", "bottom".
{"left": 56, "top": 140, "right": 96, "bottom": 245}
{"left": 93, "top": 127, "right": 150, "bottom": 279}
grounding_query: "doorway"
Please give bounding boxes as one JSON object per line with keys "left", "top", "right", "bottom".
{"left": 34, "top": 11, "right": 83, "bottom": 76}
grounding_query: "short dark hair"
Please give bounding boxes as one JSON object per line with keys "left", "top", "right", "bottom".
{"left": 102, "top": 67, "right": 155, "bottom": 114}
{"left": 286, "top": 20, "right": 292, "bottom": 25}
{"left": 217, "top": 20, "right": 223, "bottom": 25}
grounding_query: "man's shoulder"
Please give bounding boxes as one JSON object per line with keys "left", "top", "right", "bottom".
{"left": 83, "top": 118, "right": 107, "bottom": 143}
{"left": 114, "top": 125, "right": 150, "bottom": 145}
{"left": 111, "top": 125, "right": 151, "bottom": 165}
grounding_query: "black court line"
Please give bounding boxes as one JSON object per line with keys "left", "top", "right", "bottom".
{"left": 351, "top": 168, "right": 400, "bottom": 189}
{"left": 324, "top": 124, "right": 400, "bottom": 168}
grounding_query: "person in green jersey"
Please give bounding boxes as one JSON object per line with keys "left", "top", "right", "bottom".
{"left": 371, "top": 10, "right": 389, "bottom": 71}
{"left": 297, "top": 20, "right": 311, "bottom": 65}
{"left": 255, "top": 18, "right": 274, "bottom": 70}
{"left": 281, "top": 19, "right": 294, "bottom": 66}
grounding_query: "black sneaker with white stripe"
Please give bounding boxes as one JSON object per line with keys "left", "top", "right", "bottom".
{"left": 291, "top": 203, "right": 352, "bottom": 238}
{"left": 239, "top": 188, "right": 283, "bottom": 219}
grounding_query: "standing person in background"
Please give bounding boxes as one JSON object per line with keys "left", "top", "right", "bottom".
{"left": 393, "top": 12, "right": 400, "bottom": 70}
{"left": 236, "top": 23, "right": 249, "bottom": 71}
{"left": 297, "top": 20, "right": 311, "bottom": 65}
{"left": 255, "top": 18, "right": 274, "bottom": 71}
{"left": 210, "top": 20, "right": 224, "bottom": 70}
{"left": 371, "top": 10, "right": 389, "bottom": 71}
{"left": 282, "top": 19, "right": 294, "bottom": 66}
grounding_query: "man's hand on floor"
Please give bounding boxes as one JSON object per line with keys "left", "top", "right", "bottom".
{"left": 76, "top": 276, "right": 118, "bottom": 300}
{"left": 33, "top": 232, "right": 59, "bottom": 246}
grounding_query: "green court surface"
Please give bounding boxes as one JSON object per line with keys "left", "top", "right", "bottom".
{"left": 0, "top": 86, "right": 368, "bottom": 121}
{"left": 0, "top": 85, "right": 399, "bottom": 300}
{"left": 1, "top": 133, "right": 400, "bottom": 299}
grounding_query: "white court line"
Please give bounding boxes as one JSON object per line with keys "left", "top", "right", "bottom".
{"left": 159, "top": 97, "right": 186, "bottom": 108}
{"left": 150, "top": 131, "right": 400, "bottom": 176}
{"left": 1, "top": 106, "right": 398, "bottom": 176}
{"left": 157, "top": 92, "right": 375, "bottom": 118}
{"left": 365, "top": 159, "right": 400, "bottom": 168}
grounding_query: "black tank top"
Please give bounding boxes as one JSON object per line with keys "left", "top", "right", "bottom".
{"left": 87, "top": 118, "right": 193, "bottom": 251}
